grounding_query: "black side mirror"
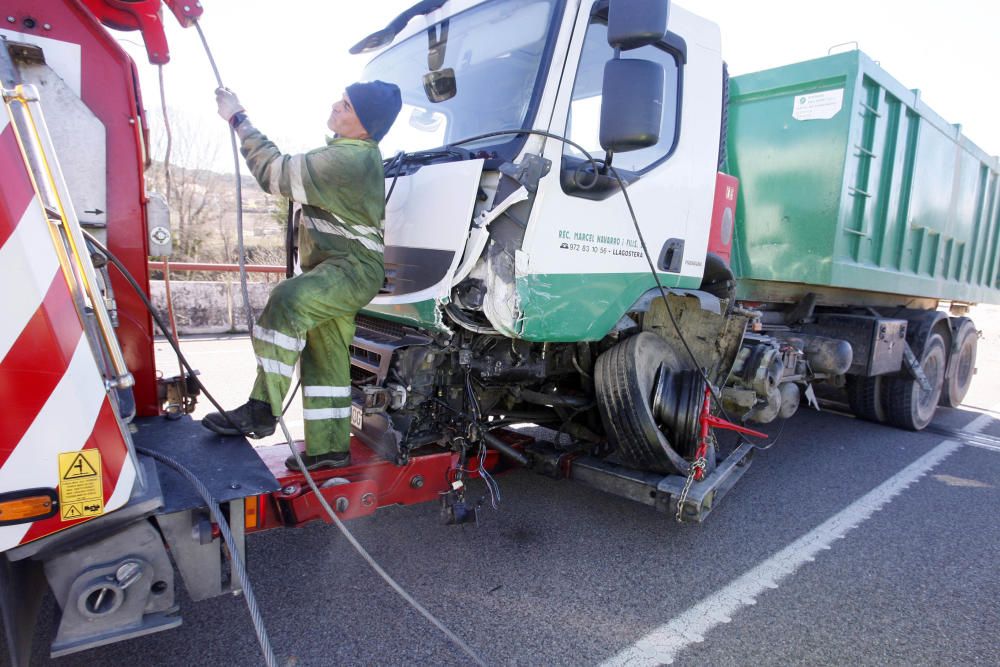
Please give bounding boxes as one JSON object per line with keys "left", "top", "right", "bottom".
{"left": 599, "top": 58, "right": 664, "bottom": 152}
{"left": 608, "top": 0, "right": 669, "bottom": 51}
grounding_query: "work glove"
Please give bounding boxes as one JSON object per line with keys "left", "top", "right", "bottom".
{"left": 215, "top": 87, "right": 245, "bottom": 122}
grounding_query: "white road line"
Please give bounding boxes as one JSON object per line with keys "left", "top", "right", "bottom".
{"left": 601, "top": 409, "right": 997, "bottom": 667}
{"left": 962, "top": 411, "right": 997, "bottom": 436}
{"left": 962, "top": 440, "right": 1000, "bottom": 453}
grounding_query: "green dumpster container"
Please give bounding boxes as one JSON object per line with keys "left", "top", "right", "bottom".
{"left": 727, "top": 50, "right": 1000, "bottom": 306}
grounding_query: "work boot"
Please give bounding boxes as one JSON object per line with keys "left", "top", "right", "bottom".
{"left": 285, "top": 450, "right": 351, "bottom": 472}
{"left": 201, "top": 399, "right": 277, "bottom": 438}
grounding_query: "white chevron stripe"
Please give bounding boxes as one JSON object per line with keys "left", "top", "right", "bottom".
{"left": 303, "top": 385, "right": 351, "bottom": 398}
{"left": 0, "top": 199, "right": 61, "bottom": 362}
{"left": 253, "top": 326, "right": 306, "bottom": 352}
{"left": 104, "top": 453, "right": 135, "bottom": 514}
{"left": 0, "top": 335, "right": 105, "bottom": 551}
{"left": 303, "top": 407, "right": 352, "bottom": 420}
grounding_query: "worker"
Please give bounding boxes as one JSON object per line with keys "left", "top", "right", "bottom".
{"left": 202, "top": 82, "right": 402, "bottom": 471}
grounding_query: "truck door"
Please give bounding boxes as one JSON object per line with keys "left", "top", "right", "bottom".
{"left": 514, "top": 3, "right": 724, "bottom": 342}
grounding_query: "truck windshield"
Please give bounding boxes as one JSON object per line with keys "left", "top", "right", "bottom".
{"left": 361, "top": 0, "right": 558, "bottom": 158}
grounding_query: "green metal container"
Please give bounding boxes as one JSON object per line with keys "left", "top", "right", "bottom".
{"left": 727, "top": 50, "right": 1000, "bottom": 305}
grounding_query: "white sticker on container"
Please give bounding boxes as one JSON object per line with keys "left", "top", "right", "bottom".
{"left": 792, "top": 89, "right": 845, "bottom": 120}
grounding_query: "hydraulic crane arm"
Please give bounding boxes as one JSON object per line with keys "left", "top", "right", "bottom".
{"left": 78, "top": 0, "right": 202, "bottom": 64}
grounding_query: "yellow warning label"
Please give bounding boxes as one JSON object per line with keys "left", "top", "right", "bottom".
{"left": 58, "top": 450, "right": 104, "bottom": 521}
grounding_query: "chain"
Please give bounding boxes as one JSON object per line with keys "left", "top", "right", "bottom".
{"left": 675, "top": 457, "right": 707, "bottom": 523}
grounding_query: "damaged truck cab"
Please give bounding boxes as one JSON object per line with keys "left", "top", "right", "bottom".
{"left": 350, "top": 0, "right": 792, "bottom": 488}
{"left": 350, "top": 0, "right": 750, "bottom": 475}
{"left": 348, "top": 0, "right": 996, "bottom": 506}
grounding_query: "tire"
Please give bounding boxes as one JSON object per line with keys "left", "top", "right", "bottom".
{"left": 939, "top": 319, "right": 978, "bottom": 408}
{"left": 846, "top": 375, "right": 887, "bottom": 423}
{"left": 885, "top": 333, "right": 947, "bottom": 431}
{"left": 595, "top": 332, "right": 696, "bottom": 474}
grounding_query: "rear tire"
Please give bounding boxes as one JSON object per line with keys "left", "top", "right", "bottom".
{"left": 885, "top": 333, "right": 946, "bottom": 431}
{"left": 846, "top": 375, "right": 887, "bottom": 423}
{"left": 939, "top": 319, "right": 978, "bottom": 408}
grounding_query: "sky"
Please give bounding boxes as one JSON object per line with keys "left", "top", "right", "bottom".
{"left": 117, "top": 0, "right": 999, "bottom": 171}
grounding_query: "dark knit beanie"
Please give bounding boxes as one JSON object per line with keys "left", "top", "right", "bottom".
{"left": 346, "top": 81, "right": 402, "bottom": 142}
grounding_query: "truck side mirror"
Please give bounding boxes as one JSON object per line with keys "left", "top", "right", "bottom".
{"left": 608, "top": 0, "right": 669, "bottom": 51}
{"left": 599, "top": 58, "right": 664, "bottom": 152}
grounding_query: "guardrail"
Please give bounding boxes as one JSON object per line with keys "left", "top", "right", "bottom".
{"left": 149, "top": 261, "right": 285, "bottom": 274}
{"left": 147, "top": 262, "right": 285, "bottom": 334}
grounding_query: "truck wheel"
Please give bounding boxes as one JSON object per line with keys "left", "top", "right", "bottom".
{"left": 595, "top": 332, "right": 702, "bottom": 474}
{"left": 939, "top": 318, "right": 978, "bottom": 408}
{"left": 845, "top": 375, "right": 887, "bottom": 423}
{"left": 885, "top": 333, "right": 946, "bottom": 431}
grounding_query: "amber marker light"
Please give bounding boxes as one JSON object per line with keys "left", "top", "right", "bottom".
{"left": 0, "top": 494, "right": 55, "bottom": 523}
{"left": 244, "top": 496, "right": 260, "bottom": 530}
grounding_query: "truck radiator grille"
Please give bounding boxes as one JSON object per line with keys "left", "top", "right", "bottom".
{"left": 350, "top": 364, "right": 377, "bottom": 385}
{"left": 355, "top": 314, "right": 409, "bottom": 340}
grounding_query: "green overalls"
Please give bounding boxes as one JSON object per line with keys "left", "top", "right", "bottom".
{"left": 239, "top": 129, "right": 385, "bottom": 455}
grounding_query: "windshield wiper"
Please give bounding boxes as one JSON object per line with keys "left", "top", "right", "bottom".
{"left": 384, "top": 146, "right": 472, "bottom": 168}
{"left": 350, "top": 0, "right": 449, "bottom": 54}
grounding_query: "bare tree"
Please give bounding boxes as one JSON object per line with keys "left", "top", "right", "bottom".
{"left": 145, "top": 110, "right": 227, "bottom": 261}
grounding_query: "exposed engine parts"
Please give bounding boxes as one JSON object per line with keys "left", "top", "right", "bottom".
{"left": 350, "top": 296, "right": 885, "bottom": 475}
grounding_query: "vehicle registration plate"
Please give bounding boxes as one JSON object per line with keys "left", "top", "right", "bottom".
{"left": 350, "top": 404, "right": 364, "bottom": 430}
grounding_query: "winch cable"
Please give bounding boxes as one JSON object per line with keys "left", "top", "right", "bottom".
{"left": 82, "top": 230, "right": 275, "bottom": 665}
{"left": 193, "top": 21, "right": 254, "bottom": 334}
{"left": 190, "top": 23, "right": 487, "bottom": 666}
{"left": 136, "top": 446, "right": 278, "bottom": 667}
{"left": 83, "top": 230, "right": 241, "bottom": 426}
{"left": 603, "top": 162, "right": 775, "bottom": 452}
{"left": 278, "top": 419, "right": 487, "bottom": 666}
{"left": 84, "top": 229, "right": 486, "bottom": 666}
{"left": 155, "top": 64, "right": 184, "bottom": 381}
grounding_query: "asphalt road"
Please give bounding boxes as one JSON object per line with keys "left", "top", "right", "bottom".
{"left": 12, "top": 307, "right": 1000, "bottom": 666}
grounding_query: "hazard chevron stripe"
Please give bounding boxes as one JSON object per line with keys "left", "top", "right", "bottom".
{"left": 0, "top": 108, "right": 135, "bottom": 552}
{"left": 0, "top": 124, "right": 37, "bottom": 266}
{"left": 18, "top": 402, "right": 132, "bottom": 545}
{"left": 0, "top": 335, "right": 107, "bottom": 549}
{"left": 0, "top": 274, "right": 84, "bottom": 468}
{"left": 0, "top": 198, "right": 61, "bottom": 363}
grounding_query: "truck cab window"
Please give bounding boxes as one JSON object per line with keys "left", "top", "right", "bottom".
{"left": 564, "top": 20, "right": 680, "bottom": 173}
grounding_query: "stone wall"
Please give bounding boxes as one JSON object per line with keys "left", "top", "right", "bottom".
{"left": 149, "top": 280, "right": 274, "bottom": 334}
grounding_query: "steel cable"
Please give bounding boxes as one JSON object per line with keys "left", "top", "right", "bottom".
{"left": 193, "top": 21, "right": 254, "bottom": 335}
{"left": 191, "top": 23, "right": 488, "bottom": 664}
{"left": 278, "top": 418, "right": 488, "bottom": 666}
{"left": 136, "top": 446, "right": 278, "bottom": 667}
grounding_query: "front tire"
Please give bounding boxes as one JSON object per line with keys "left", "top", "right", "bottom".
{"left": 595, "top": 333, "right": 700, "bottom": 474}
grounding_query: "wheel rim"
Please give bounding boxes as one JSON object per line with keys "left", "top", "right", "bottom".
{"left": 915, "top": 343, "right": 945, "bottom": 424}
{"left": 952, "top": 328, "right": 977, "bottom": 398}
{"left": 652, "top": 366, "right": 704, "bottom": 459}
